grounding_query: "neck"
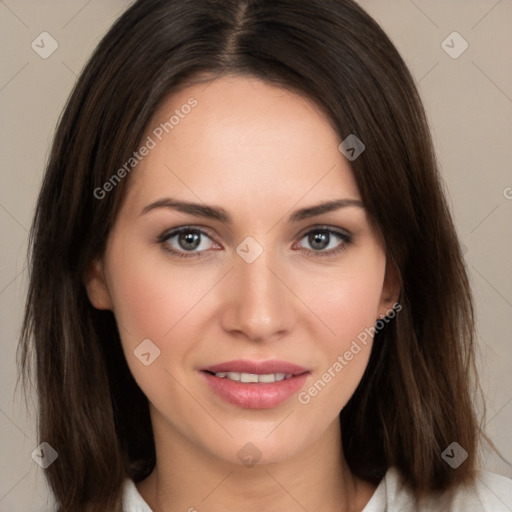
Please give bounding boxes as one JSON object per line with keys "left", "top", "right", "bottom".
{"left": 136, "top": 410, "right": 376, "bottom": 512}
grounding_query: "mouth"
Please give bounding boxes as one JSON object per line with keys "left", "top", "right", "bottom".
{"left": 203, "top": 370, "right": 296, "bottom": 383}
{"left": 200, "top": 359, "right": 311, "bottom": 409}
{"left": 201, "top": 359, "right": 309, "bottom": 376}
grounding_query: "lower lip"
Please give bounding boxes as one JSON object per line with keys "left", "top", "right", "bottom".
{"left": 201, "top": 371, "right": 310, "bottom": 409}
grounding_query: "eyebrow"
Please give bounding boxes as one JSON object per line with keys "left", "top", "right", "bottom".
{"left": 140, "top": 197, "right": 364, "bottom": 223}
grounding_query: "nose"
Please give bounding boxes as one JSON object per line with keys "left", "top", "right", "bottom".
{"left": 220, "top": 245, "right": 296, "bottom": 342}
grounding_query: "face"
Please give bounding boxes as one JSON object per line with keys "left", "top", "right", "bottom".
{"left": 86, "top": 74, "right": 398, "bottom": 466}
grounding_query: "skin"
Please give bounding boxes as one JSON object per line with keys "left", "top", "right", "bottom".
{"left": 85, "top": 74, "right": 399, "bottom": 512}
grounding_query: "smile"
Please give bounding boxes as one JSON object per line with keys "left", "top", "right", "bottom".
{"left": 207, "top": 371, "right": 294, "bottom": 383}
{"left": 200, "top": 360, "right": 311, "bottom": 409}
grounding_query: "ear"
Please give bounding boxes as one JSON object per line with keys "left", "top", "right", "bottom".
{"left": 377, "top": 259, "right": 401, "bottom": 319}
{"left": 83, "top": 258, "right": 113, "bottom": 310}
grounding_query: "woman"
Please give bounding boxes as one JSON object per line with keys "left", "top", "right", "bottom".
{"left": 19, "top": 0, "right": 512, "bottom": 511}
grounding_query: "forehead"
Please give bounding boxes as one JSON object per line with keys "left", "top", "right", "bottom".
{"left": 121, "top": 75, "right": 361, "bottom": 216}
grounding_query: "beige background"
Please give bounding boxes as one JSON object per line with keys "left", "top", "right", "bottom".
{"left": 1, "top": 1, "right": 511, "bottom": 510}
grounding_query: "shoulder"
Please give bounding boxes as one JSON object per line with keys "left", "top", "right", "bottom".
{"left": 122, "top": 479, "right": 153, "bottom": 512}
{"left": 363, "top": 466, "right": 512, "bottom": 512}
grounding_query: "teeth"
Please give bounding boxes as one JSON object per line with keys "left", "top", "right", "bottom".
{"left": 258, "top": 373, "right": 278, "bottom": 383}
{"left": 214, "top": 372, "right": 294, "bottom": 383}
{"left": 240, "top": 373, "right": 259, "bottom": 383}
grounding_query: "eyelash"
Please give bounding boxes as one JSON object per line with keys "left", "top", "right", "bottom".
{"left": 155, "top": 225, "right": 353, "bottom": 259}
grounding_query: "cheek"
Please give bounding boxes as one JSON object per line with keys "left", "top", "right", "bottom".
{"left": 104, "top": 248, "right": 201, "bottom": 401}
{"left": 108, "top": 265, "right": 171, "bottom": 342}
{"left": 106, "top": 240, "right": 209, "bottom": 343}
{"left": 298, "top": 286, "right": 379, "bottom": 417}
{"left": 304, "top": 255, "right": 386, "bottom": 346}
{"left": 297, "top": 251, "right": 385, "bottom": 410}
{"left": 104, "top": 242, "right": 221, "bottom": 397}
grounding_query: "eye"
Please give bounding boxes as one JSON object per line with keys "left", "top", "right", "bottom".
{"left": 155, "top": 225, "right": 352, "bottom": 259}
{"left": 294, "top": 227, "right": 352, "bottom": 256}
{"left": 157, "top": 227, "right": 219, "bottom": 257}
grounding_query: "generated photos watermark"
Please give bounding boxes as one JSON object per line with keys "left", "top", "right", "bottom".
{"left": 297, "top": 302, "right": 402, "bottom": 405}
{"left": 93, "top": 97, "right": 198, "bottom": 200}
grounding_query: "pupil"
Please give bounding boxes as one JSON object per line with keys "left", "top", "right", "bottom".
{"left": 179, "top": 231, "right": 200, "bottom": 250}
{"left": 309, "top": 231, "right": 329, "bottom": 250}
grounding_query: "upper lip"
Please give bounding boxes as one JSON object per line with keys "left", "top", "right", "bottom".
{"left": 202, "top": 359, "right": 310, "bottom": 376}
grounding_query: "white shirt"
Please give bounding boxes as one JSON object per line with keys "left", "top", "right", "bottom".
{"left": 122, "top": 466, "right": 512, "bottom": 511}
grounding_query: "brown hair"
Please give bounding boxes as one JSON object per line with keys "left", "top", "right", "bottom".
{"left": 18, "top": 0, "right": 492, "bottom": 510}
